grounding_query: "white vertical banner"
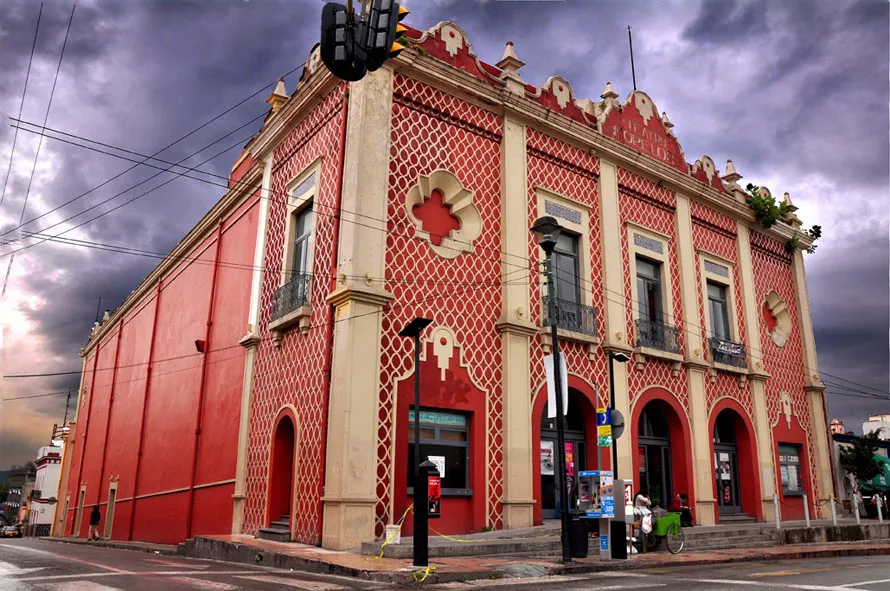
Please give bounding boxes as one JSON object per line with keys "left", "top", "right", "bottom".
{"left": 544, "top": 352, "right": 568, "bottom": 419}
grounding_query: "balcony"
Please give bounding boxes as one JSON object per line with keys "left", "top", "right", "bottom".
{"left": 542, "top": 296, "right": 598, "bottom": 338}
{"left": 635, "top": 319, "right": 681, "bottom": 355}
{"left": 710, "top": 337, "right": 747, "bottom": 368}
{"left": 269, "top": 274, "right": 312, "bottom": 342}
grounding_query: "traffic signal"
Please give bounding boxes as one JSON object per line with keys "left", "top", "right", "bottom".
{"left": 320, "top": 2, "right": 368, "bottom": 82}
{"left": 365, "top": 1, "right": 409, "bottom": 71}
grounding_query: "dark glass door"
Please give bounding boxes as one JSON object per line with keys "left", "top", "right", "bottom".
{"left": 540, "top": 436, "right": 587, "bottom": 519}
{"left": 715, "top": 446, "right": 741, "bottom": 514}
{"left": 639, "top": 440, "right": 672, "bottom": 509}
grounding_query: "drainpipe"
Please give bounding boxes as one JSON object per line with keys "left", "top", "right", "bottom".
{"left": 71, "top": 345, "right": 100, "bottom": 536}
{"left": 96, "top": 324, "right": 124, "bottom": 516}
{"left": 128, "top": 281, "right": 162, "bottom": 540}
{"left": 186, "top": 220, "right": 224, "bottom": 539}
{"left": 317, "top": 86, "right": 349, "bottom": 538}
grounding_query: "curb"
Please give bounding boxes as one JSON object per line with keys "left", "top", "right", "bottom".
{"left": 545, "top": 544, "right": 890, "bottom": 577}
{"left": 38, "top": 537, "right": 178, "bottom": 556}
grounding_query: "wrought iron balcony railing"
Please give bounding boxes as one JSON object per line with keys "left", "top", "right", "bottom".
{"left": 635, "top": 318, "right": 681, "bottom": 354}
{"left": 271, "top": 274, "right": 311, "bottom": 322}
{"left": 542, "top": 296, "right": 598, "bottom": 338}
{"left": 710, "top": 337, "right": 747, "bottom": 368}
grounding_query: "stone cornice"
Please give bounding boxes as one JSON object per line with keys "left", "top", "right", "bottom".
{"left": 83, "top": 164, "right": 264, "bottom": 355}
{"left": 246, "top": 71, "right": 343, "bottom": 162}
{"left": 391, "top": 48, "right": 803, "bottom": 248}
{"left": 326, "top": 284, "right": 395, "bottom": 309}
{"left": 495, "top": 319, "right": 539, "bottom": 338}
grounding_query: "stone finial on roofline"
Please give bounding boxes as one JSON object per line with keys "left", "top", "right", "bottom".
{"left": 601, "top": 81, "right": 619, "bottom": 100}
{"left": 266, "top": 78, "right": 289, "bottom": 113}
{"left": 782, "top": 192, "right": 798, "bottom": 213}
{"left": 661, "top": 111, "right": 673, "bottom": 129}
{"left": 496, "top": 41, "right": 525, "bottom": 79}
{"left": 721, "top": 159, "right": 746, "bottom": 202}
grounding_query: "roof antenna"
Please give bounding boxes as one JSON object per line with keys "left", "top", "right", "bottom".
{"left": 628, "top": 25, "right": 637, "bottom": 91}
{"left": 94, "top": 296, "right": 102, "bottom": 323}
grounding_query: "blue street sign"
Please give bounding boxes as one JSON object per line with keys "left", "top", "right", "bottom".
{"left": 596, "top": 408, "right": 612, "bottom": 426}
{"left": 600, "top": 534, "right": 609, "bottom": 551}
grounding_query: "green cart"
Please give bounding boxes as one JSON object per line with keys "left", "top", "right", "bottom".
{"left": 640, "top": 511, "right": 684, "bottom": 554}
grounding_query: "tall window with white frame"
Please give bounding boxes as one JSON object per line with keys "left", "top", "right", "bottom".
{"left": 706, "top": 279, "right": 745, "bottom": 367}
{"left": 271, "top": 172, "right": 316, "bottom": 322}
{"left": 634, "top": 256, "right": 679, "bottom": 353}
{"left": 544, "top": 232, "right": 597, "bottom": 336}
{"left": 707, "top": 282, "right": 730, "bottom": 340}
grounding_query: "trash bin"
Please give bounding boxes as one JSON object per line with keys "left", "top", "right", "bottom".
{"left": 570, "top": 518, "right": 589, "bottom": 558}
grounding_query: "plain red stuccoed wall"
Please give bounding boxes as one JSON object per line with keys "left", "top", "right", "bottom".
{"left": 63, "top": 194, "right": 259, "bottom": 544}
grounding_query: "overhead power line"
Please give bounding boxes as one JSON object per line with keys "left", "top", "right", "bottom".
{"left": 0, "top": 57, "right": 311, "bottom": 240}
{"left": 2, "top": 4, "right": 76, "bottom": 301}
{"left": 0, "top": 2, "right": 42, "bottom": 213}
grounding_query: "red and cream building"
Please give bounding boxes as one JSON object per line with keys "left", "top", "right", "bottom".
{"left": 55, "top": 19, "right": 832, "bottom": 550}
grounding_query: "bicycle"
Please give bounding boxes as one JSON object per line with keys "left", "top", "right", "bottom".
{"left": 636, "top": 511, "right": 684, "bottom": 554}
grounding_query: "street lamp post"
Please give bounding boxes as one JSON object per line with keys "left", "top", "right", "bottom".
{"left": 531, "top": 216, "right": 573, "bottom": 564}
{"left": 608, "top": 351, "right": 631, "bottom": 478}
{"left": 398, "top": 316, "right": 434, "bottom": 567}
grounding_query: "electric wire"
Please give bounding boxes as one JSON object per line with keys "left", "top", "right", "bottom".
{"left": 1, "top": 4, "right": 76, "bottom": 300}
{"left": 0, "top": 57, "right": 311, "bottom": 239}
{"left": 0, "top": 3, "right": 42, "bottom": 213}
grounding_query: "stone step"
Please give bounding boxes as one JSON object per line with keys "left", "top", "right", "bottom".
{"left": 256, "top": 527, "right": 291, "bottom": 543}
{"left": 684, "top": 530, "right": 779, "bottom": 541}
{"left": 361, "top": 536, "right": 562, "bottom": 559}
{"left": 685, "top": 535, "right": 779, "bottom": 550}
{"left": 280, "top": 515, "right": 290, "bottom": 522}
{"left": 270, "top": 520, "right": 290, "bottom": 529}
{"left": 719, "top": 513, "right": 757, "bottom": 523}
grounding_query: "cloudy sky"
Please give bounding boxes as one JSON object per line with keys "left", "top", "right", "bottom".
{"left": 0, "top": 0, "right": 887, "bottom": 467}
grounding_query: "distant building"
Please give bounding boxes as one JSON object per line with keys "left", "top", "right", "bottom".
{"left": 28, "top": 446, "right": 63, "bottom": 536}
{"left": 863, "top": 415, "right": 890, "bottom": 440}
{"left": 1, "top": 463, "right": 36, "bottom": 526}
{"left": 830, "top": 419, "right": 845, "bottom": 435}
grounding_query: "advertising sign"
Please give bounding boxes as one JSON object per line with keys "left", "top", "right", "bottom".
{"left": 544, "top": 353, "right": 568, "bottom": 419}
{"left": 540, "top": 441, "right": 554, "bottom": 476}
{"left": 429, "top": 455, "right": 446, "bottom": 479}
{"left": 598, "top": 435, "right": 613, "bottom": 447}
{"left": 600, "top": 471, "right": 615, "bottom": 518}
{"left": 600, "top": 535, "right": 609, "bottom": 551}
{"left": 624, "top": 482, "right": 634, "bottom": 505}
{"left": 428, "top": 476, "right": 441, "bottom": 518}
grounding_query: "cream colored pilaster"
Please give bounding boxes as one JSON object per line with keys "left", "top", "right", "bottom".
{"left": 231, "top": 157, "right": 271, "bottom": 535}
{"left": 793, "top": 249, "right": 831, "bottom": 513}
{"left": 675, "top": 194, "right": 715, "bottom": 525}
{"left": 321, "top": 68, "right": 394, "bottom": 550}
{"left": 496, "top": 115, "right": 536, "bottom": 529}
{"left": 737, "top": 222, "right": 777, "bottom": 520}
{"left": 597, "top": 159, "right": 633, "bottom": 476}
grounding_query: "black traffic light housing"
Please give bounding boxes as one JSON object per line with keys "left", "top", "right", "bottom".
{"left": 320, "top": 2, "right": 368, "bottom": 82}
{"left": 365, "top": 1, "right": 409, "bottom": 72}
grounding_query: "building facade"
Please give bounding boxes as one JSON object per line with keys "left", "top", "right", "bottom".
{"left": 863, "top": 415, "right": 890, "bottom": 439}
{"left": 28, "top": 446, "right": 63, "bottom": 536}
{"left": 57, "top": 20, "right": 832, "bottom": 549}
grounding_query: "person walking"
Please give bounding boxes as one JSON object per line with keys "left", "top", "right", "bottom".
{"left": 88, "top": 505, "right": 101, "bottom": 541}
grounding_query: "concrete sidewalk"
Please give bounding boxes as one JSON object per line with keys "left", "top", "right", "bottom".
{"left": 179, "top": 533, "right": 890, "bottom": 585}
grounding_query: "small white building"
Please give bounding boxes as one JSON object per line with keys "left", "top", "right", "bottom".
{"left": 30, "top": 446, "right": 63, "bottom": 532}
{"left": 862, "top": 415, "right": 890, "bottom": 440}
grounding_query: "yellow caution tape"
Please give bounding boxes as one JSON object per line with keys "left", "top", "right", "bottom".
{"left": 413, "top": 565, "right": 437, "bottom": 583}
{"left": 365, "top": 504, "right": 414, "bottom": 562}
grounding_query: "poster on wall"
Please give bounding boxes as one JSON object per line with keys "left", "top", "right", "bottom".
{"left": 719, "top": 458, "right": 732, "bottom": 481}
{"left": 541, "top": 441, "right": 554, "bottom": 475}
{"left": 429, "top": 455, "right": 446, "bottom": 478}
{"left": 565, "top": 442, "right": 575, "bottom": 476}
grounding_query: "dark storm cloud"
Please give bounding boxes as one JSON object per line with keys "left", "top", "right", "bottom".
{"left": 1, "top": 0, "right": 887, "bottom": 465}
{"left": 682, "top": 0, "right": 768, "bottom": 44}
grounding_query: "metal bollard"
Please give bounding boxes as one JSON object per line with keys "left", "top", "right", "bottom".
{"left": 774, "top": 494, "right": 781, "bottom": 530}
{"left": 803, "top": 493, "right": 810, "bottom": 528}
{"left": 830, "top": 496, "right": 837, "bottom": 527}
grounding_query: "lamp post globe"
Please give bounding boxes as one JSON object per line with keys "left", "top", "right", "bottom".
{"left": 530, "top": 216, "right": 563, "bottom": 255}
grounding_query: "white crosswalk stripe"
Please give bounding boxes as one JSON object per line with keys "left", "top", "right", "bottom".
{"left": 36, "top": 583, "right": 124, "bottom": 591}
{"left": 166, "top": 577, "right": 240, "bottom": 590}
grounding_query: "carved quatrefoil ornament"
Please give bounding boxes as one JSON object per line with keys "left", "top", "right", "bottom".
{"left": 405, "top": 169, "right": 482, "bottom": 259}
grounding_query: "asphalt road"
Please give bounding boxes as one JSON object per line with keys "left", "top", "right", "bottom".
{"left": 0, "top": 538, "right": 379, "bottom": 590}
{"left": 2, "top": 539, "right": 890, "bottom": 590}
